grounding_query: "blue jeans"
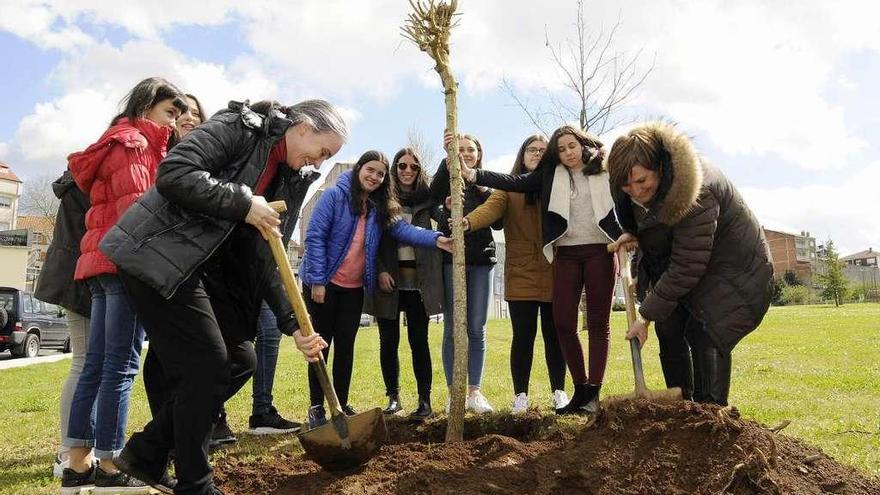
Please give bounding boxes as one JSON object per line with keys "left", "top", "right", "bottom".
{"left": 441, "top": 264, "right": 492, "bottom": 388}
{"left": 252, "top": 301, "right": 281, "bottom": 416}
{"left": 65, "top": 274, "right": 144, "bottom": 459}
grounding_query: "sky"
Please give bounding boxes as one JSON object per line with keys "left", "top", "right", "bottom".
{"left": 1, "top": 0, "right": 878, "bottom": 255}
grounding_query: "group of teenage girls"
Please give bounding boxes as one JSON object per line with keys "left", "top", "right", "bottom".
{"left": 46, "top": 74, "right": 772, "bottom": 495}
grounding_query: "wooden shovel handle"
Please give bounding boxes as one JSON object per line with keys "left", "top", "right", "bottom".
{"left": 610, "top": 244, "right": 649, "bottom": 395}
{"left": 267, "top": 200, "right": 314, "bottom": 338}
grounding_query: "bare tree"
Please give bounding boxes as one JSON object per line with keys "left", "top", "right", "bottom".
{"left": 403, "top": 0, "right": 469, "bottom": 443}
{"left": 503, "top": 0, "right": 654, "bottom": 135}
{"left": 19, "top": 173, "right": 60, "bottom": 228}
{"left": 406, "top": 126, "right": 438, "bottom": 174}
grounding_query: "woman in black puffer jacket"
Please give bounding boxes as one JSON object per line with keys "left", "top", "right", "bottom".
{"left": 99, "top": 99, "right": 346, "bottom": 495}
{"left": 607, "top": 121, "right": 773, "bottom": 407}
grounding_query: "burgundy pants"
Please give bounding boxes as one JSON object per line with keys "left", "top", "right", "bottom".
{"left": 552, "top": 244, "right": 616, "bottom": 385}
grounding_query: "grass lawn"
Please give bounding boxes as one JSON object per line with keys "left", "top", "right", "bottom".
{"left": 0, "top": 303, "right": 877, "bottom": 494}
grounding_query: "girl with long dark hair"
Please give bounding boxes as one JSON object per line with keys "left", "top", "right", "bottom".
{"left": 460, "top": 125, "right": 623, "bottom": 415}
{"left": 463, "top": 134, "right": 568, "bottom": 413}
{"left": 300, "top": 150, "right": 452, "bottom": 428}
{"left": 368, "top": 147, "right": 445, "bottom": 421}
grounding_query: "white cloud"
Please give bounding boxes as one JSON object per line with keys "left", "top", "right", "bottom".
{"left": 0, "top": 2, "right": 93, "bottom": 51}
{"left": 741, "top": 164, "right": 880, "bottom": 254}
{"left": 483, "top": 153, "right": 517, "bottom": 173}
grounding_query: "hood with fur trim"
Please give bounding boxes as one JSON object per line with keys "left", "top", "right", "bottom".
{"left": 614, "top": 122, "right": 704, "bottom": 226}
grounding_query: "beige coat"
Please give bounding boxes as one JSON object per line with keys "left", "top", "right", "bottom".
{"left": 467, "top": 190, "right": 553, "bottom": 302}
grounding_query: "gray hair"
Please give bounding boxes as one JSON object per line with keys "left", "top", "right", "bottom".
{"left": 284, "top": 99, "right": 349, "bottom": 143}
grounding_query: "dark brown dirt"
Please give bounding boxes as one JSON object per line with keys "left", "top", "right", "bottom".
{"left": 214, "top": 401, "right": 880, "bottom": 495}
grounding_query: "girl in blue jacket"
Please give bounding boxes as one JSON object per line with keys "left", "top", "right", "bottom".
{"left": 299, "top": 150, "right": 451, "bottom": 428}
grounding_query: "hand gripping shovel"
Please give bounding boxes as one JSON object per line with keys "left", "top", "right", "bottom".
{"left": 266, "top": 201, "right": 387, "bottom": 470}
{"left": 606, "top": 244, "right": 683, "bottom": 404}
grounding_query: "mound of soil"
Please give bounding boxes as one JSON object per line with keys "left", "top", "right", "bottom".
{"left": 214, "top": 401, "right": 879, "bottom": 494}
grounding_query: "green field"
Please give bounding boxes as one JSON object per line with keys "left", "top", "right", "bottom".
{"left": 1, "top": 304, "right": 878, "bottom": 494}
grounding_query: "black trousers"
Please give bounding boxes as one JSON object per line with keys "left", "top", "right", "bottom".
{"left": 654, "top": 304, "right": 732, "bottom": 405}
{"left": 304, "top": 283, "right": 364, "bottom": 408}
{"left": 119, "top": 270, "right": 255, "bottom": 495}
{"left": 377, "top": 290, "right": 432, "bottom": 397}
{"left": 143, "top": 340, "right": 255, "bottom": 420}
{"left": 507, "top": 300, "right": 566, "bottom": 395}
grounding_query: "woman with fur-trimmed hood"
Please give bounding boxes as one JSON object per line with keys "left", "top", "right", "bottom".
{"left": 607, "top": 121, "right": 773, "bottom": 406}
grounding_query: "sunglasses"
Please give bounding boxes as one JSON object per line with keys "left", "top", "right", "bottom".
{"left": 397, "top": 162, "right": 421, "bottom": 172}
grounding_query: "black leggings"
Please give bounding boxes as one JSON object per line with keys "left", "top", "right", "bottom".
{"left": 507, "top": 300, "right": 566, "bottom": 394}
{"left": 377, "top": 290, "right": 432, "bottom": 397}
{"left": 654, "top": 304, "right": 732, "bottom": 405}
{"left": 304, "top": 283, "right": 364, "bottom": 408}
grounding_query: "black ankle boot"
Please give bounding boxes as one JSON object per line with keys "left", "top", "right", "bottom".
{"left": 692, "top": 344, "right": 732, "bottom": 406}
{"left": 659, "top": 351, "right": 695, "bottom": 401}
{"left": 408, "top": 394, "right": 432, "bottom": 422}
{"left": 556, "top": 383, "right": 601, "bottom": 415}
{"left": 383, "top": 393, "right": 403, "bottom": 415}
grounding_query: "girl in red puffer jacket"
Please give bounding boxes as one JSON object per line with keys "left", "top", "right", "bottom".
{"left": 61, "top": 77, "right": 188, "bottom": 494}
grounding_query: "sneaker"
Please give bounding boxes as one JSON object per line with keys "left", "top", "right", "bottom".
{"left": 60, "top": 464, "right": 96, "bottom": 495}
{"left": 341, "top": 404, "right": 357, "bottom": 416}
{"left": 53, "top": 453, "right": 69, "bottom": 479}
{"left": 552, "top": 389, "right": 570, "bottom": 410}
{"left": 210, "top": 414, "right": 237, "bottom": 447}
{"left": 114, "top": 448, "right": 176, "bottom": 494}
{"left": 466, "top": 390, "right": 494, "bottom": 414}
{"left": 307, "top": 405, "right": 327, "bottom": 429}
{"left": 93, "top": 465, "right": 151, "bottom": 494}
{"left": 511, "top": 393, "right": 529, "bottom": 414}
{"left": 248, "top": 406, "right": 302, "bottom": 435}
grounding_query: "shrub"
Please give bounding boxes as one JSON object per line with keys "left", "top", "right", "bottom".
{"left": 780, "top": 285, "right": 812, "bottom": 305}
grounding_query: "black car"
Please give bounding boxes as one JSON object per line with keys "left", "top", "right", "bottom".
{"left": 0, "top": 287, "right": 70, "bottom": 358}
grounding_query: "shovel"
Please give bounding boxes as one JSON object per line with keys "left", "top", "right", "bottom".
{"left": 266, "top": 201, "right": 387, "bottom": 471}
{"left": 606, "top": 243, "right": 682, "bottom": 404}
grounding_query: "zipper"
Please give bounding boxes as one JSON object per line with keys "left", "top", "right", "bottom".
{"left": 135, "top": 219, "right": 189, "bottom": 249}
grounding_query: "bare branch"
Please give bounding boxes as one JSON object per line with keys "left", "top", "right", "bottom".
{"left": 500, "top": 77, "right": 550, "bottom": 136}
{"left": 19, "top": 173, "right": 60, "bottom": 230}
{"left": 506, "top": 3, "right": 654, "bottom": 135}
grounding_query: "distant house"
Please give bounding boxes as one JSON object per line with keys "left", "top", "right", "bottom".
{"left": 0, "top": 161, "right": 22, "bottom": 231}
{"left": 842, "top": 248, "right": 879, "bottom": 267}
{"left": 16, "top": 215, "right": 54, "bottom": 292}
{"left": 763, "top": 228, "right": 817, "bottom": 281}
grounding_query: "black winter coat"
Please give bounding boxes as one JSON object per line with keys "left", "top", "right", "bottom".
{"left": 34, "top": 170, "right": 92, "bottom": 317}
{"left": 365, "top": 196, "right": 445, "bottom": 319}
{"left": 472, "top": 161, "right": 623, "bottom": 263}
{"left": 611, "top": 122, "right": 773, "bottom": 353}
{"left": 430, "top": 159, "right": 497, "bottom": 266}
{"left": 100, "top": 101, "right": 318, "bottom": 336}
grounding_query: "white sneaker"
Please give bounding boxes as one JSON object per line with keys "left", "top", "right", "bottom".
{"left": 511, "top": 393, "right": 528, "bottom": 414}
{"left": 53, "top": 453, "right": 68, "bottom": 479}
{"left": 552, "top": 389, "right": 570, "bottom": 410}
{"left": 466, "top": 390, "right": 494, "bottom": 414}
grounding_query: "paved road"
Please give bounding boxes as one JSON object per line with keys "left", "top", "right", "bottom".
{"left": 0, "top": 349, "right": 70, "bottom": 370}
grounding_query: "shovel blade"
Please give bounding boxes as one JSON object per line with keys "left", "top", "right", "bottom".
{"left": 298, "top": 407, "right": 387, "bottom": 471}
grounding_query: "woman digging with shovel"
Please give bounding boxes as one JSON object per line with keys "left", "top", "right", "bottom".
{"left": 606, "top": 121, "right": 773, "bottom": 406}
{"left": 98, "top": 99, "right": 348, "bottom": 495}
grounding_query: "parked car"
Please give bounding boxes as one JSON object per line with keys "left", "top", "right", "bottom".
{"left": 0, "top": 287, "right": 70, "bottom": 358}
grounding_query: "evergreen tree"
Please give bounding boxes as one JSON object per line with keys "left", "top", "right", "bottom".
{"left": 817, "top": 239, "right": 848, "bottom": 306}
{"left": 783, "top": 270, "right": 802, "bottom": 287}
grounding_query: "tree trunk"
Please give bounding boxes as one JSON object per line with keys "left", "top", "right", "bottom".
{"left": 438, "top": 66, "right": 468, "bottom": 444}
{"left": 401, "top": 0, "right": 466, "bottom": 442}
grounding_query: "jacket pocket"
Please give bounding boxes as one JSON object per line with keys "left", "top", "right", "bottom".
{"left": 506, "top": 240, "right": 536, "bottom": 268}
{"left": 134, "top": 217, "right": 203, "bottom": 250}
